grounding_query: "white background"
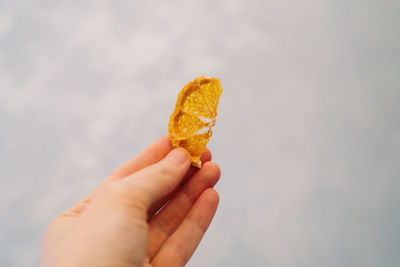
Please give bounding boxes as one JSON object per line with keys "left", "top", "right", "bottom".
{"left": 1, "top": 1, "right": 399, "bottom": 266}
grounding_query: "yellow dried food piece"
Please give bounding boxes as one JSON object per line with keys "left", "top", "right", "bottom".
{"left": 168, "top": 76, "right": 222, "bottom": 167}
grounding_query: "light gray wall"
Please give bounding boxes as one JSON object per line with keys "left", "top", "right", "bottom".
{"left": 1, "top": 1, "right": 399, "bottom": 266}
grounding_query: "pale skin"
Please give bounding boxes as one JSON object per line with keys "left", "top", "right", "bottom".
{"left": 40, "top": 135, "right": 221, "bottom": 267}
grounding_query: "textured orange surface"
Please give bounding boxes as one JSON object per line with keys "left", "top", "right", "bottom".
{"left": 168, "top": 76, "right": 222, "bottom": 167}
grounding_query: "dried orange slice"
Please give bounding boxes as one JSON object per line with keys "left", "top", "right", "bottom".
{"left": 168, "top": 76, "right": 222, "bottom": 167}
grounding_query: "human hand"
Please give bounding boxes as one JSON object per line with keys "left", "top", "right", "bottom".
{"left": 40, "top": 135, "right": 221, "bottom": 267}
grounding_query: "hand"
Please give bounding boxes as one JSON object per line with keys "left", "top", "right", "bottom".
{"left": 40, "top": 135, "right": 221, "bottom": 267}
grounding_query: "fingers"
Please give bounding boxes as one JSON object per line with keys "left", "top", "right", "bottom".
{"left": 147, "top": 161, "right": 220, "bottom": 259}
{"left": 147, "top": 148, "right": 213, "bottom": 217}
{"left": 151, "top": 188, "right": 219, "bottom": 267}
{"left": 118, "top": 148, "right": 192, "bottom": 210}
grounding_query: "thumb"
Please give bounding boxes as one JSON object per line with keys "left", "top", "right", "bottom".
{"left": 117, "top": 147, "right": 191, "bottom": 210}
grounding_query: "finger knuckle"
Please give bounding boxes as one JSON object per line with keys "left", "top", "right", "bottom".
{"left": 101, "top": 182, "right": 151, "bottom": 212}
{"left": 157, "top": 162, "right": 177, "bottom": 180}
{"left": 102, "top": 182, "right": 130, "bottom": 198}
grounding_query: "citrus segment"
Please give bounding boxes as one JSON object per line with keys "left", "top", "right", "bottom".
{"left": 168, "top": 76, "right": 222, "bottom": 167}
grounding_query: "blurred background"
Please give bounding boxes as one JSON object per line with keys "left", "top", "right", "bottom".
{"left": 1, "top": 0, "right": 399, "bottom": 266}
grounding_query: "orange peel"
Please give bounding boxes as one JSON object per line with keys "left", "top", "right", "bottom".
{"left": 168, "top": 76, "right": 222, "bottom": 167}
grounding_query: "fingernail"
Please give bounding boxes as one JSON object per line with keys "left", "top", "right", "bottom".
{"left": 166, "top": 148, "right": 189, "bottom": 164}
